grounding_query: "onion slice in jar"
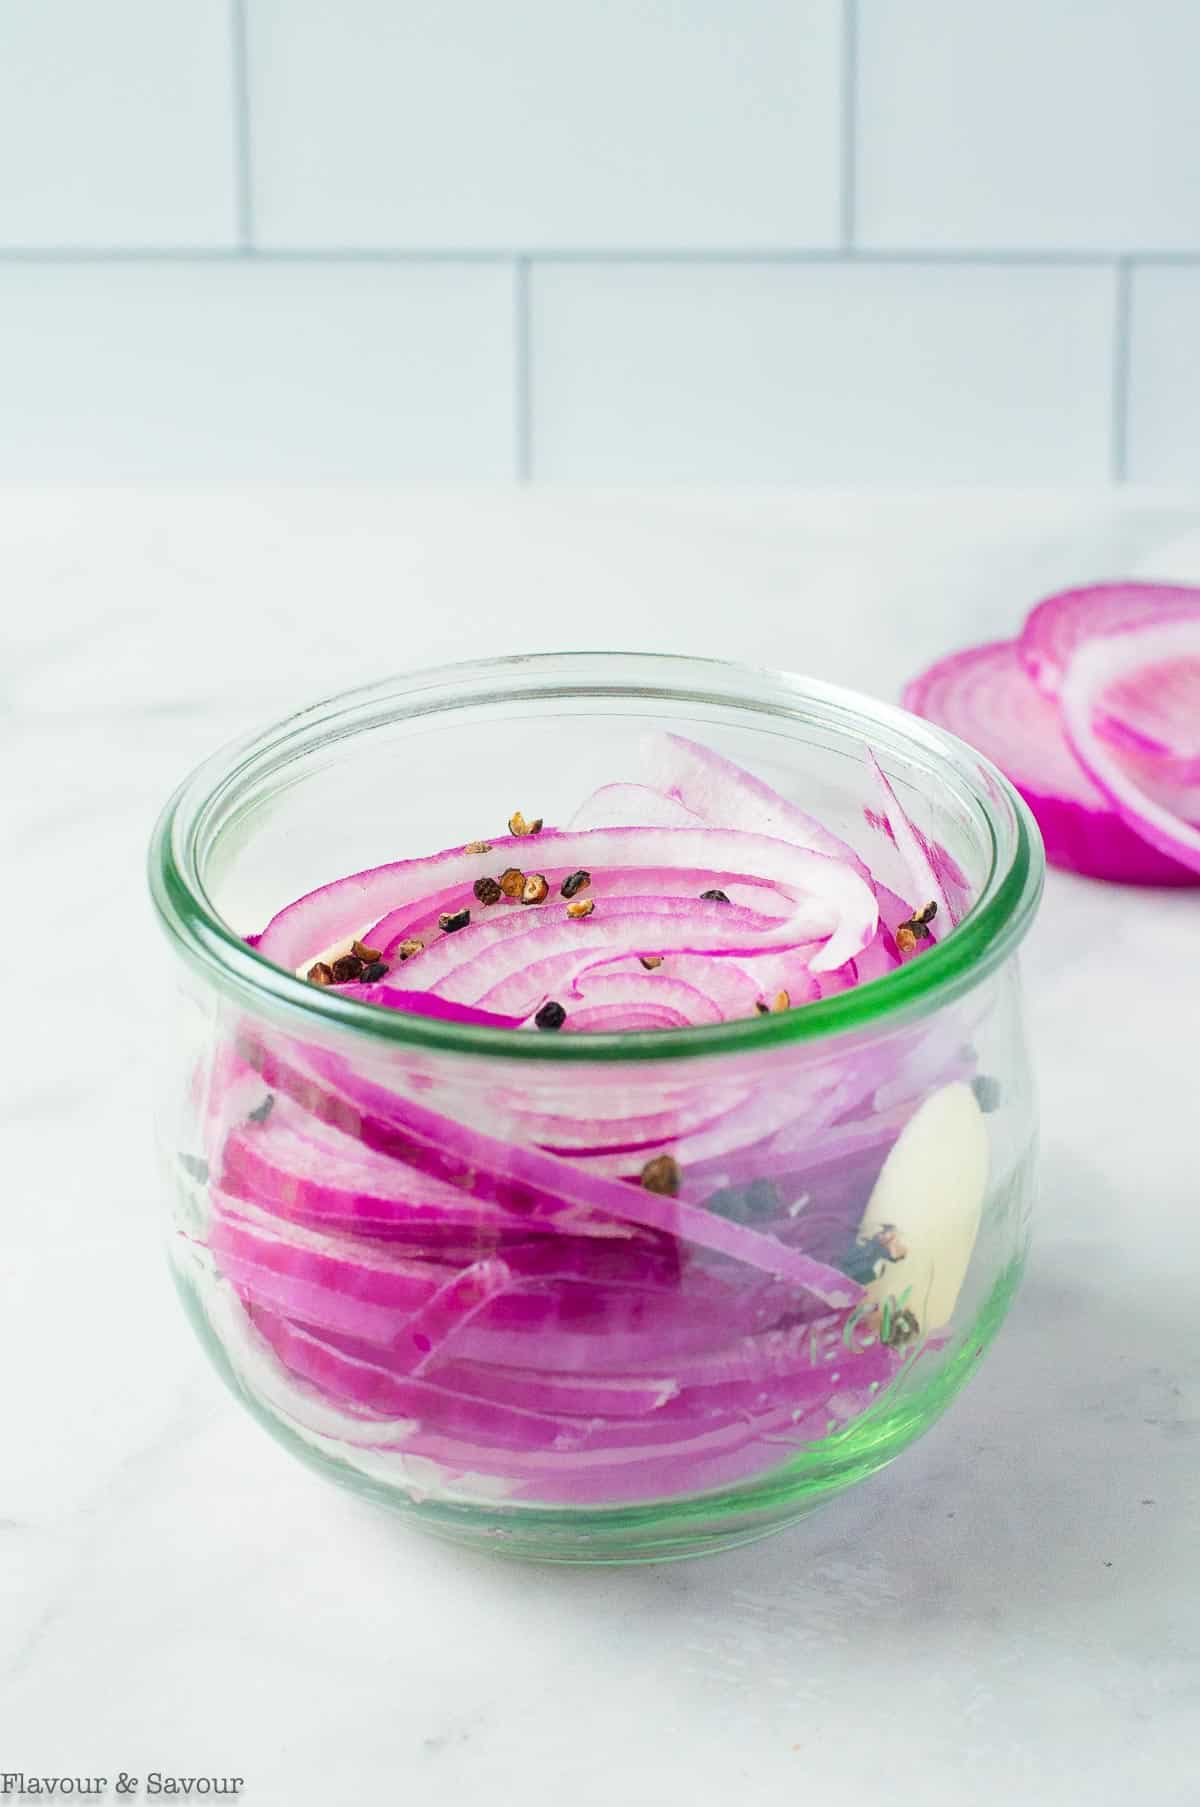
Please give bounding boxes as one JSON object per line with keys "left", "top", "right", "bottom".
{"left": 865, "top": 751, "right": 951, "bottom": 925}
{"left": 1059, "top": 619, "right": 1200, "bottom": 877}
{"left": 244, "top": 1031, "right": 868, "bottom": 1307}
{"left": 644, "top": 732, "right": 870, "bottom": 876}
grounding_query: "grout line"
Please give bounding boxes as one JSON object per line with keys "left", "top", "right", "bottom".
{"left": 840, "top": 0, "right": 858, "bottom": 250}
{"left": 0, "top": 247, "right": 256, "bottom": 262}
{"left": 522, "top": 247, "right": 1129, "bottom": 267}
{"left": 1124, "top": 249, "right": 1200, "bottom": 264}
{"left": 514, "top": 257, "right": 532, "bottom": 482}
{"left": 0, "top": 247, "right": 1193, "bottom": 268}
{"left": 230, "top": 0, "right": 254, "bottom": 248}
{"left": 1111, "top": 258, "right": 1133, "bottom": 483}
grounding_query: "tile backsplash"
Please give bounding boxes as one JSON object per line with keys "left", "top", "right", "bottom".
{"left": 1, "top": 0, "right": 1197, "bottom": 481}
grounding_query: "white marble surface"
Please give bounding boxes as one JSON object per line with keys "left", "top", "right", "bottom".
{"left": 4, "top": 489, "right": 1199, "bottom": 1806}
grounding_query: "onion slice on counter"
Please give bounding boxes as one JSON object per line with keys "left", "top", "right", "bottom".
{"left": 902, "top": 638, "right": 1200, "bottom": 887}
{"left": 1059, "top": 619, "right": 1200, "bottom": 878}
{"left": 1020, "top": 581, "right": 1200, "bottom": 771}
{"left": 1019, "top": 580, "right": 1200, "bottom": 696}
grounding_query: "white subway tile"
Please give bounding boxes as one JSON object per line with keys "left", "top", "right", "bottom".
{"left": 247, "top": 0, "right": 841, "bottom": 250}
{"left": 529, "top": 261, "right": 1113, "bottom": 481}
{"left": 857, "top": 0, "right": 1200, "bottom": 251}
{"left": 1128, "top": 266, "right": 1200, "bottom": 482}
{"left": 0, "top": 263, "right": 515, "bottom": 478}
{"left": 0, "top": 0, "right": 237, "bottom": 248}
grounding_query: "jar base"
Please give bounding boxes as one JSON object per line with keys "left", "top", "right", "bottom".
{"left": 173, "top": 1255, "right": 1024, "bottom": 1566}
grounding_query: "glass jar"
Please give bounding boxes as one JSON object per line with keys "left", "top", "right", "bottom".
{"left": 149, "top": 652, "right": 1043, "bottom": 1563}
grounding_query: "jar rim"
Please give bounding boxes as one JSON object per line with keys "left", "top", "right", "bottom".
{"left": 148, "top": 650, "right": 1045, "bottom": 1063}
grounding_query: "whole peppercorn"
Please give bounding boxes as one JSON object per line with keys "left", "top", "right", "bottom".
{"left": 561, "top": 869, "right": 591, "bottom": 899}
{"left": 360, "top": 960, "right": 389, "bottom": 983}
{"left": 330, "top": 953, "right": 365, "bottom": 983}
{"left": 640, "top": 1154, "right": 681, "bottom": 1197}
{"left": 473, "top": 876, "right": 503, "bottom": 906}
{"left": 535, "top": 999, "right": 567, "bottom": 1031}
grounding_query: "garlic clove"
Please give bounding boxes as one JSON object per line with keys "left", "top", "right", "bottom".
{"left": 856, "top": 1080, "right": 989, "bottom": 1332}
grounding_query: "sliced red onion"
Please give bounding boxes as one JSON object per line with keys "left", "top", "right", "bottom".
{"left": 259, "top": 823, "right": 876, "bottom": 977}
{"left": 219, "top": 1094, "right": 626, "bottom": 1240}
{"left": 865, "top": 751, "right": 952, "bottom": 925}
{"left": 1020, "top": 580, "right": 1200, "bottom": 698}
{"left": 245, "top": 1030, "right": 867, "bottom": 1308}
{"left": 181, "top": 734, "right": 983, "bottom": 1509}
{"left": 1059, "top": 619, "right": 1200, "bottom": 877}
{"left": 1020, "top": 581, "right": 1200, "bottom": 773}
{"left": 338, "top": 986, "right": 528, "bottom": 1029}
{"left": 1088, "top": 634, "right": 1200, "bottom": 779}
{"left": 393, "top": 1258, "right": 516, "bottom": 1374}
{"left": 644, "top": 732, "right": 870, "bottom": 875}
{"left": 437, "top": 1360, "right": 679, "bottom": 1418}
{"left": 569, "top": 780, "right": 704, "bottom": 830}
{"left": 904, "top": 638, "right": 1200, "bottom": 886}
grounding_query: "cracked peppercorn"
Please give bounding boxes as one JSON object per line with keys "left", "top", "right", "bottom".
{"left": 535, "top": 1000, "right": 567, "bottom": 1031}
{"left": 351, "top": 939, "right": 381, "bottom": 963}
{"left": 700, "top": 888, "right": 730, "bottom": 903}
{"left": 498, "top": 867, "right": 525, "bottom": 899}
{"left": 639, "top": 955, "right": 663, "bottom": 970}
{"left": 360, "top": 960, "right": 389, "bottom": 983}
{"left": 330, "top": 954, "right": 365, "bottom": 983}
{"left": 396, "top": 938, "right": 424, "bottom": 960}
{"left": 439, "top": 909, "right": 470, "bottom": 934}
{"left": 306, "top": 961, "right": 334, "bottom": 986}
{"left": 881, "top": 1305, "right": 920, "bottom": 1348}
{"left": 561, "top": 869, "right": 591, "bottom": 899}
{"left": 508, "top": 811, "right": 543, "bottom": 837}
{"left": 521, "top": 873, "right": 549, "bottom": 905}
{"left": 566, "top": 897, "right": 595, "bottom": 919}
{"left": 896, "top": 901, "right": 937, "bottom": 946}
{"left": 463, "top": 840, "right": 492, "bottom": 855}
